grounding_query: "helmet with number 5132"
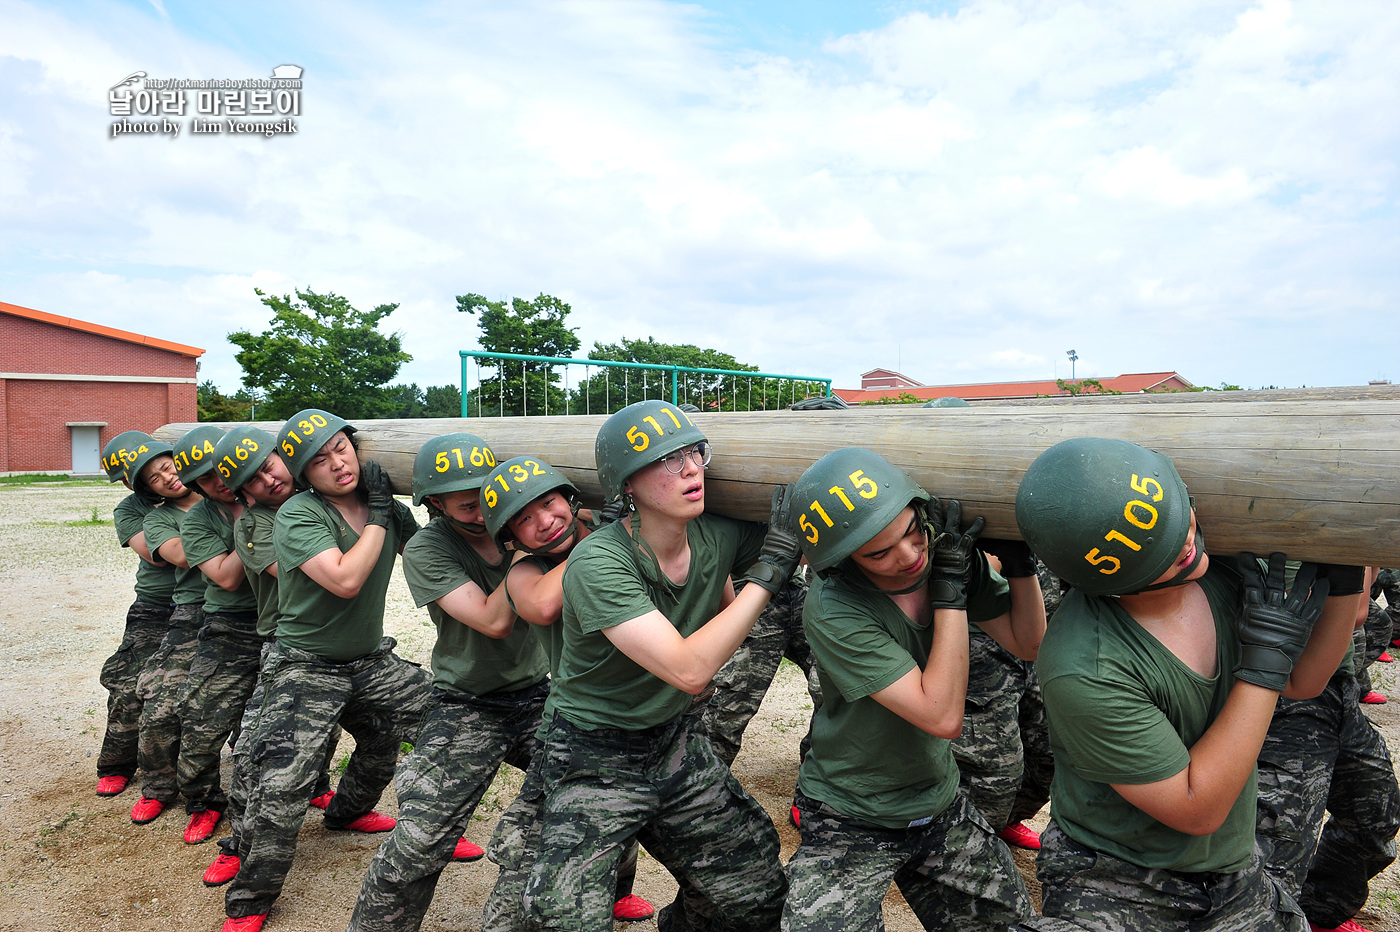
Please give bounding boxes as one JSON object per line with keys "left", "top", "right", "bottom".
{"left": 412, "top": 432, "right": 497, "bottom": 506}
{"left": 1015, "top": 437, "right": 1192, "bottom": 596}
{"left": 212, "top": 426, "right": 277, "bottom": 492}
{"left": 276, "top": 409, "right": 355, "bottom": 484}
{"left": 481, "top": 455, "right": 579, "bottom": 547}
{"left": 595, "top": 400, "right": 707, "bottom": 503}
{"left": 792, "top": 447, "right": 929, "bottom": 576}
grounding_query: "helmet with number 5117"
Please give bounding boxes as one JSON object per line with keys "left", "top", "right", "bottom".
{"left": 1015, "top": 437, "right": 1192, "bottom": 596}
{"left": 412, "top": 432, "right": 497, "bottom": 506}
{"left": 595, "top": 400, "right": 707, "bottom": 503}
{"left": 791, "top": 447, "right": 929, "bottom": 576}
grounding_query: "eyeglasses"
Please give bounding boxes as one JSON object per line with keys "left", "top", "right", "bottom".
{"left": 660, "top": 442, "right": 712, "bottom": 474}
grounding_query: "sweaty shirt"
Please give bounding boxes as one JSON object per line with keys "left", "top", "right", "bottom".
{"left": 144, "top": 503, "right": 207, "bottom": 606}
{"left": 234, "top": 504, "right": 282, "bottom": 637}
{"left": 182, "top": 498, "right": 257, "bottom": 615}
{"left": 114, "top": 493, "right": 176, "bottom": 605}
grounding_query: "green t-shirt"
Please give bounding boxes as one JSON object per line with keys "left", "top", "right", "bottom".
{"left": 234, "top": 504, "right": 282, "bottom": 637}
{"left": 507, "top": 551, "right": 568, "bottom": 739}
{"left": 182, "top": 499, "right": 257, "bottom": 615}
{"left": 798, "top": 554, "right": 1011, "bottom": 829}
{"left": 144, "top": 503, "right": 206, "bottom": 606}
{"left": 114, "top": 493, "right": 176, "bottom": 605}
{"left": 273, "top": 491, "right": 420, "bottom": 662}
{"left": 1037, "top": 560, "right": 1256, "bottom": 873}
{"left": 553, "top": 514, "right": 765, "bottom": 731}
{"left": 402, "top": 518, "right": 548, "bottom": 697}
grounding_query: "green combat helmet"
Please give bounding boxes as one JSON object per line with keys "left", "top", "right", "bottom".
{"left": 482, "top": 455, "right": 580, "bottom": 553}
{"left": 172, "top": 425, "right": 226, "bottom": 486}
{"left": 923, "top": 397, "right": 970, "bottom": 408}
{"left": 678, "top": 403, "right": 702, "bottom": 414}
{"left": 412, "top": 432, "right": 497, "bottom": 506}
{"left": 791, "top": 394, "right": 848, "bottom": 410}
{"left": 276, "top": 409, "right": 355, "bottom": 483}
{"left": 101, "top": 430, "right": 155, "bottom": 483}
{"left": 212, "top": 427, "right": 277, "bottom": 492}
{"left": 1015, "top": 437, "right": 1194, "bottom": 597}
{"left": 124, "top": 438, "right": 175, "bottom": 489}
{"left": 792, "top": 447, "right": 929, "bottom": 576}
{"left": 595, "top": 400, "right": 706, "bottom": 503}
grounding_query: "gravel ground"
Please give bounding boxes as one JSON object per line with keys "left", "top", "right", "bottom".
{"left": 0, "top": 479, "right": 1394, "bottom": 931}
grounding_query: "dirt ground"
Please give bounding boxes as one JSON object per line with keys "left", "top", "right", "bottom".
{"left": 0, "top": 479, "right": 1396, "bottom": 932}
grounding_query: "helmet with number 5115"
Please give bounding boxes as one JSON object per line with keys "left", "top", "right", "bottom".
{"left": 791, "top": 447, "right": 929, "bottom": 576}
{"left": 1015, "top": 437, "right": 1192, "bottom": 596}
{"left": 412, "top": 432, "right": 498, "bottom": 506}
{"left": 595, "top": 400, "right": 707, "bottom": 504}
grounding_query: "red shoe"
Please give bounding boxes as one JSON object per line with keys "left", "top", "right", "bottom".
{"left": 335, "top": 811, "right": 396, "bottom": 833}
{"left": 452, "top": 837, "right": 484, "bottom": 862}
{"left": 308, "top": 790, "right": 335, "bottom": 810}
{"left": 185, "top": 809, "right": 222, "bottom": 844}
{"left": 130, "top": 796, "right": 165, "bottom": 824}
{"left": 613, "top": 894, "right": 656, "bottom": 922}
{"left": 998, "top": 821, "right": 1042, "bottom": 850}
{"left": 203, "top": 853, "right": 241, "bottom": 886}
{"left": 96, "top": 775, "right": 129, "bottom": 797}
{"left": 1378, "top": 651, "right": 1395, "bottom": 663}
{"left": 1310, "top": 921, "right": 1378, "bottom": 932}
{"left": 1362, "top": 691, "right": 1388, "bottom": 705}
{"left": 221, "top": 914, "right": 267, "bottom": 932}
{"left": 790, "top": 805, "right": 801, "bottom": 829}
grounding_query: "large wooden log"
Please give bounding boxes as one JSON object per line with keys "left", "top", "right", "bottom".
{"left": 157, "top": 397, "right": 1400, "bottom": 566}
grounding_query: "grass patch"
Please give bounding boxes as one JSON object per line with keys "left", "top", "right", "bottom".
{"left": 65, "top": 507, "right": 112, "bottom": 527}
{"left": 37, "top": 810, "right": 82, "bottom": 847}
{"left": 0, "top": 475, "right": 106, "bottom": 487}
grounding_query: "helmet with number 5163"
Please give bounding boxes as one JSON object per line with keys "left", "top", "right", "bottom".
{"left": 212, "top": 426, "right": 277, "bottom": 492}
{"left": 792, "top": 447, "right": 929, "bottom": 576}
{"left": 1015, "top": 437, "right": 1192, "bottom": 596}
{"left": 276, "top": 409, "right": 355, "bottom": 483}
{"left": 412, "top": 432, "right": 497, "bottom": 506}
{"left": 595, "top": 400, "right": 707, "bottom": 503}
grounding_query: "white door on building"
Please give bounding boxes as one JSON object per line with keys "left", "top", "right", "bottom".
{"left": 70, "top": 425, "right": 101, "bottom": 474}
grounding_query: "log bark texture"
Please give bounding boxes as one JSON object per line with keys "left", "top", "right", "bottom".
{"left": 157, "top": 397, "right": 1400, "bottom": 566}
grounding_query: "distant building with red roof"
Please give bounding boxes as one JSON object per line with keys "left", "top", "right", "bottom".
{"left": 1, "top": 301, "right": 204, "bottom": 474}
{"left": 837, "top": 370, "right": 1194, "bottom": 405}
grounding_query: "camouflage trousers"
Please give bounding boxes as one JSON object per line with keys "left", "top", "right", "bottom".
{"left": 1025, "top": 820, "right": 1305, "bottom": 932}
{"left": 216, "top": 646, "right": 341, "bottom": 859}
{"left": 97, "top": 599, "right": 174, "bottom": 780}
{"left": 1355, "top": 600, "right": 1393, "bottom": 696}
{"left": 1256, "top": 673, "right": 1400, "bottom": 928}
{"left": 224, "top": 637, "right": 433, "bottom": 919}
{"left": 176, "top": 612, "right": 264, "bottom": 814}
{"left": 523, "top": 712, "right": 786, "bottom": 932}
{"left": 783, "top": 790, "right": 1030, "bottom": 931}
{"left": 482, "top": 727, "right": 644, "bottom": 932}
{"left": 951, "top": 629, "right": 1053, "bottom": 831}
{"left": 134, "top": 603, "right": 204, "bottom": 803}
{"left": 702, "top": 576, "right": 822, "bottom": 767}
{"left": 348, "top": 679, "right": 549, "bottom": 932}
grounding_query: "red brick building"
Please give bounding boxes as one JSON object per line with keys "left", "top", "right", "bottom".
{"left": 0, "top": 301, "right": 204, "bottom": 475}
{"left": 836, "top": 371, "right": 1195, "bottom": 405}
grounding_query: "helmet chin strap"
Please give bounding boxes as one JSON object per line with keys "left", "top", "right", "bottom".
{"left": 515, "top": 517, "right": 581, "bottom": 556}
{"left": 1135, "top": 528, "right": 1206, "bottom": 593}
{"left": 446, "top": 516, "right": 490, "bottom": 538}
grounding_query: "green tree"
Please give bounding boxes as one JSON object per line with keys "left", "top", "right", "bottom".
{"left": 457, "top": 292, "right": 580, "bottom": 417}
{"left": 1056, "top": 377, "right": 1120, "bottom": 397}
{"left": 197, "top": 380, "right": 258, "bottom": 421}
{"left": 859, "top": 392, "right": 923, "bottom": 406}
{"left": 229, "top": 288, "right": 411, "bottom": 420}
{"left": 423, "top": 384, "right": 462, "bottom": 418}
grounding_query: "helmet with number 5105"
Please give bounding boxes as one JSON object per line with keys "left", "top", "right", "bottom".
{"left": 412, "top": 432, "right": 498, "bottom": 507}
{"left": 792, "top": 447, "right": 929, "bottom": 576}
{"left": 595, "top": 400, "right": 707, "bottom": 503}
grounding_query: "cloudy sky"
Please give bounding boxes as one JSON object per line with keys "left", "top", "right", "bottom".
{"left": 2, "top": 0, "right": 1396, "bottom": 396}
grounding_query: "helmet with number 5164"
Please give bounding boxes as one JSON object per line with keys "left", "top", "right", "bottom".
{"left": 172, "top": 425, "right": 227, "bottom": 485}
{"left": 791, "top": 447, "right": 929, "bottom": 576}
{"left": 412, "top": 432, "right": 498, "bottom": 506}
{"left": 595, "top": 400, "right": 707, "bottom": 503}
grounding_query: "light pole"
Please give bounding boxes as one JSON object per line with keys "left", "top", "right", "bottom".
{"left": 1067, "top": 349, "right": 1078, "bottom": 382}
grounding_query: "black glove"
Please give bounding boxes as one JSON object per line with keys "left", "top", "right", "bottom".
{"left": 1314, "top": 564, "right": 1366, "bottom": 596}
{"left": 1234, "top": 552, "right": 1330, "bottom": 691}
{"left": 743, "top": 484, "right": 802, "bottom": 594}
{"left": 360, "top": 460, "right": 395, "bottom": 528}
{"left": 599, "top": 499, "right": 629, "bottom": 525}
{"left": 976, "top": 538, "right": 1037, "bottom": 578}
{"left": 925, "top": 498, "right": 985, "bottom": 610}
